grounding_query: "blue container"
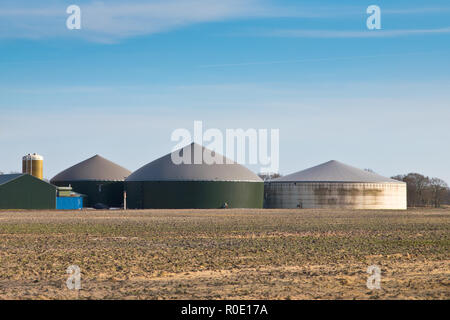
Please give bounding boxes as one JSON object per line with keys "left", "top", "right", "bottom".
{"left": 56, "top": 197, "right": 83, "bottom": 210}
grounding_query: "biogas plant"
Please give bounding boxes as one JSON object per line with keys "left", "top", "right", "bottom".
{"left": 0, "top": 145, "right": 406, "bottom": 210}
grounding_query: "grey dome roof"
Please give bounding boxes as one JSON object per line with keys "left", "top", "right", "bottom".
{"left": 273, "top": 160, "right": 404, "bottom": 184}
{"left": 51, "top": 155, "right": 131, "bottom": 182}
{"left": 126, "top": 143, "right": 262, "bottom": 182}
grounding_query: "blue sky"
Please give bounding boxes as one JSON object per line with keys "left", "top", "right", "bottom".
{"left": 0, "top": 0, "right": 449, "bottom": 183}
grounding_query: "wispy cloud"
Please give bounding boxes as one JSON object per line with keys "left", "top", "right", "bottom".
{"left": 198, "top": 51, "right": 448, "bottom": 68}
{"left": 1, "top": 1, "right": 450, "bottom": 42}
{"left": 0, "top": 0, "right": 325, "bottom": 42}
{"left": 383, "top": 7, "right": 450, "bottom": 15}
{"left": 264, "top": 27, "right": 450, "bottom": 39}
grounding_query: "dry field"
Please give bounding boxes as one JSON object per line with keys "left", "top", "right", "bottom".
{"left": 0, "top": 208, "right": 448, "bottom": 300}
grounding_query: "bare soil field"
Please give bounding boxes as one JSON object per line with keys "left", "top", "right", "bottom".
{"left": 0, "top": 208, "right": 448, "bottom": 300}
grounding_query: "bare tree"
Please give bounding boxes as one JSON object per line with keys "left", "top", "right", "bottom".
{"left": 400, "top": 173, "right": 429, "bottom": 207}
{"left": 445, "top": 189, "right": 450, "bottom": 205}
{"left": 429, "top": 178, "right": 448, "bottom": 208}
{"left": 392, "top": 173, "right": 449, "bottom": 207}
{"left": 258, "top": 172, "right": 282, "bottom": 181}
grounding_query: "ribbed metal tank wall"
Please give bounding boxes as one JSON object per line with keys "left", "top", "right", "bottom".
{"left": 126, "top": 180, "right": 263, "bottom": 209}
{"left": 264, "top": 182, "right": 407, "bottom": 210}
{"left": 125, "top": 143, "right": 264, "bottom": 209}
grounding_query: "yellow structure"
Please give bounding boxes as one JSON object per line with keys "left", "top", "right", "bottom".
{"left": 22, "top": 153, "right": 44, "bottom": 180}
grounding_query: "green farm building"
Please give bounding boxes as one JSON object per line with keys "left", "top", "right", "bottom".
{"left": 125, "top": 143, "right": 264, "bottom": 209}
{"left": 0, "top": 174, "right": 57, "bottom": 209}
{"left": 50, "top": 155, "right": 131, "bottom": 208}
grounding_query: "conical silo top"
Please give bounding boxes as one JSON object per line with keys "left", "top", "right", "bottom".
{"left": 51, "top": 155, "right": 131, "bottom": 182}
{"left": 126, "top": 143, "right": 262, "bottom": 182}
{"left": 273, "top": 160, "right": 403, "bottom": 183}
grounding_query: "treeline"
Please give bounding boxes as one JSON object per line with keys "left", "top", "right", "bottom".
{"left": 392, "top": 173, "right": 450, "bottom": 208}
{"left": 258, "top": 173, "right": 282, "bottom": 181}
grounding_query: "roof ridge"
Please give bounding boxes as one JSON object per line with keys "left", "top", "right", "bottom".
{"left": 126, "top": 143, "right": 262, "bottom": 182}
{"left": 50, "top": 155, "right": 131, "bottom": 182}
{"left": 0, "top": 173, "right": 24, "bottom": 186}
{"left": 273, "top": 160, "right": 402, "bottom": 183}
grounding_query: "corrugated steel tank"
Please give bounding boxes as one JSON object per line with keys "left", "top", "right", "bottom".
{"left": 264, "top": 182, "right": 407, "bottom": 209}
{"left": 22, "top": 153, "right": 44, "bottom": 180}
{"left": 126, "top": 180, "right": 263, "bottom": 209}
{"left": 125, "top": 143, "right": 264, "bottom": 209}
{"left": 50, "top": 155, "right": 131, "bottom": 208}
{"left": 264, "top": 160, "right": 407, "bottom": 210}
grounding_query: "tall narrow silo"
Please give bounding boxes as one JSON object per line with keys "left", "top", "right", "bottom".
{"left": 22, "top": 153, "right": 44, "bottom": 180}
